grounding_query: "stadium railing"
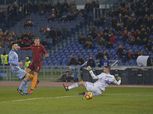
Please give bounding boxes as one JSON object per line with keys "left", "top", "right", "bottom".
{"left": 0, "top": 65, "right": 153, "bottom": 85}
{"left": 82, "top": 66, "right": 153, "bottom": 85}
{"left": 0, "top": 66, "right": 66, "bottom": 81}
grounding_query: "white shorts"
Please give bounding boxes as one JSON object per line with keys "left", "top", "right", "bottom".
{"left": 85, "top": 82, "right": 102, "bottom": 96}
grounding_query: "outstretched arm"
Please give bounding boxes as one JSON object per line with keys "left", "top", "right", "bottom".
{"left": 113, "top": 77, "right": 121, "bottom": 85}
{"left": 89, "top": 70, "right": 99, "bottom": 79}
{"left": 20, "top": 46, "right": 32, "bottom": 50}
{"left": 86, "top": 66, "right": 99, "bottom": 79}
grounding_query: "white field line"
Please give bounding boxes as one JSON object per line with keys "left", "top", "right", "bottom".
{"left": 1, "top": 93, "right": 153, "bottom": 104}
{"left": 0, "top": 95, "right": 78, "bottom": 104}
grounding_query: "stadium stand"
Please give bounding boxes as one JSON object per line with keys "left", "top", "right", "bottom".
{"left": 0, "top": 0, "right": 152, "bottom": 66}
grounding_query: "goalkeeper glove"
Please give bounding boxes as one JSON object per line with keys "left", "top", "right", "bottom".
{"left": 86, "top": 66, "right": 92, "bottom": 71}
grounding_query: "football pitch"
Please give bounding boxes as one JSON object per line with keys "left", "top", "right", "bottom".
{"left": 0, "top": 86, "right": 153, "bottom": 114}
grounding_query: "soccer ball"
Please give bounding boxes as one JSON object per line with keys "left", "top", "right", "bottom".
{"left": 84, "top": 92, "right": 93, "bottom": 100}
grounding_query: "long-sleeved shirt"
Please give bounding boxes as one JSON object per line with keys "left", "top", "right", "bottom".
{"left": 89, "top": 70, "right": 121, "bottom": 91}
{"left": 20, "top": 44, "right": 48, "bottom": 63}
{"left": 8, "top": 49, "right": 21, "bottom": 72}
{"left": 8, "top": 49, "right": 26, "bottom": 79}
{"left": 8, "top": 50, "right": 19, "bottom": 66}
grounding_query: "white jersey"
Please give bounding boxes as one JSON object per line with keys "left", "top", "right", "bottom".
{"left": 8, "top": 49, "right": 26, "bottom": 79}
{"left": 9, "top": 50, "right": 19, "bottom": 66}
{"left": 9, "top": 50, "right": 19, "bottom": 71}
{"left": 89, "top": 71, "right": 121, "bottom": 91}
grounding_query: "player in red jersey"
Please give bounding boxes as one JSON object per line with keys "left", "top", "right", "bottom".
{"left": 20, "top": 37, "right": 49, "bottom": 94}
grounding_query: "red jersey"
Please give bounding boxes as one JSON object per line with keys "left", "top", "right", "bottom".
{"left": 21, "top": 44, "right": 48, "bottom": 63}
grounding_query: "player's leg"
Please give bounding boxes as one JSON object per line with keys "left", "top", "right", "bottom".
{"left": 91, "top": 89, "right": 102, "bottom": 96}
{"left": 34, "top": 65, "right": 41, "bottom": 88}
{"left": 21, "top": 73, "right": 34, "bottom": 95}
{"left": 28, "top": 71, "right": 38, "bottom": 94}
{"left": 84, "top": 82, "right": 102, "bottom": 96}
{"left": 28, "top": 63, "right": 40, "bottom": 94}
{"left": 31, "top": 72, "right": 38, "bottom": 90}
{"left": 22, "top": 80, "right": 29, "bottom": 95}
{"left": 21, "top": 68, "right": 33, "bottom": 95}
{"left": 30, "top": 71, "right": 39, "bottom": 89}
{"left": 34, "top": 80, "right": 39, "bottom": 88}
{"left": 25, "top": 67, "right": 31, "bottom": 73}
{"left": 63, "top": 81, "right": 102, "bottom": 96}
{"left": 17, "top": 68, "right": 36, "bottom": 95}
{"left": 17, "top": 68, "right": 28, "bottom": 95}
{"left": 63, "top": 81, "right": 86, "bottom": 91}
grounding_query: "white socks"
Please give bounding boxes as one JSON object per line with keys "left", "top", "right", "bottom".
{"left": 68, "top": 83, "right": 79, "bottom": 90}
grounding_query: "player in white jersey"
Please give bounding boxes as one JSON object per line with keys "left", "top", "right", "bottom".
{"left": 9, "top": 43, "right": 31, "bottom": 95}
{"left": 63, "top": 65, "right": 121, "bottom": 96}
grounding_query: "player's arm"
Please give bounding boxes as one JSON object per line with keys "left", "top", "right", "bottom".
{"left": 80, "top": 61, "right": 87, "bottom": 68}
{"left": 113, "top": 76, "right": 121, "bottom": 85}
{"left": 87, "top": 66, "right": 100, "bottom": 79}
{"left": 20, "top": 46, "right": 32, "bottom": 50}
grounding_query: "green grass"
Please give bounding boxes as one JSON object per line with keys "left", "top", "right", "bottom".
{"left": 0, "top": 87, "right": 153, "bottom": 114}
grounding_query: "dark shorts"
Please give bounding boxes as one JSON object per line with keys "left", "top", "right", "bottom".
{"left": 28, "top": 62, "right": 42, "bottom": 72}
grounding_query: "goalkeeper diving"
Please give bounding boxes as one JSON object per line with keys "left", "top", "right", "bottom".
{"left": 63, "top": 65, "right": 121, "bottom": 96}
